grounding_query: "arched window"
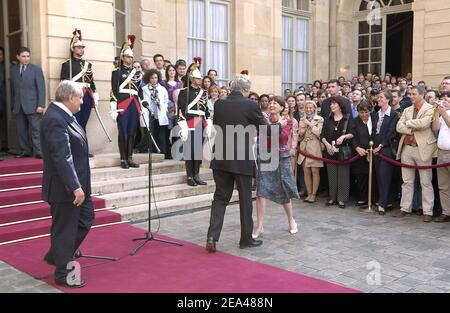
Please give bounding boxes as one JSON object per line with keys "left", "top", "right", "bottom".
{"left": 359, "top": 0, "right": 413, "bottom": 12}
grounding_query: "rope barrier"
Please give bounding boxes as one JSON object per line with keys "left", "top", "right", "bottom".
{"left": 375, "top": 153, "right": 450, "bottom": 169}
{"left": 298, "top": 147, "right": 450, "bottom": 169}
{"left": 297, "top": 148, "right": 361, "bottom": 165}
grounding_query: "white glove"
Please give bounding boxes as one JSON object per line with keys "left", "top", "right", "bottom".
{"left": 206, "top": 118, "right": 213, "bottom": 138}
{"left": 109, "top": 102, "right": 118, "bottom": 122}
{"left": 93, "top": 93, "right": 100, "bottom": 106}
{"left": 178, "top": 120, "right": 189, "bottom": 142}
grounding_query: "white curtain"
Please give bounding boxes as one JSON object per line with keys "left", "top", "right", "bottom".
{"left": 188, "top": 0, "right": 229, "bottom": 84}
{"left": 282, "top": 16, "right": 293, "bottom": 90}
{"left": 188, "top": 0, "right": 206, "bottom": 74}
{"left": 296, "top": 18, "right": 309, "bottom": 85}
{"left": 209, "top": 2, "right": 228, "bottom": 85}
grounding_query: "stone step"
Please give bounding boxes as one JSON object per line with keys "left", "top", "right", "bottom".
{"left": 115, "top": 191, "right": 244, "bottom": 222}
{"left": 89, "top": 153, "right": 165, "bottom": 169}
{"left": 91, "top": 169, "right": 213, "bottom": 195}
{"left": 91, "top": 160, "right": 186, "bottom": 182}
{"left": 99, "top": 180, "right": 217, "bottom": 208}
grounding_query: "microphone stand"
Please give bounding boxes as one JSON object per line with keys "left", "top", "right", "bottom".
{"left": 130, "top": 102, "right": 183, "bottom": 256}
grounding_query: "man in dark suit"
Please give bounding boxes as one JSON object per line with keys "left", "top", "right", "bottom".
{"left": 206, "top": 73, "right": 269, "bottom": 253}
{"left": 320, "top": 79, "right": 352, "bottom": 119}
{"left": 10, "top": 47, "right": 46, "bottom": 159}
{"left": 0, "top": 47, "right": 5, "bottom": 161}
{"left": 41, "top": 81, "right": 94, "bottom": 288}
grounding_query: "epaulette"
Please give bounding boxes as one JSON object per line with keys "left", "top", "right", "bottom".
{"left": 112, "top": 67, "right": 119, "bottom": 72}
{"left": 179, "top": 87, "right": 188, "bottom": 91}
{"left": 62, "top": 59, "right": 70, "bottom": 64}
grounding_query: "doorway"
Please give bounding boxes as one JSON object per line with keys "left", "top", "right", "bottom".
{"left": 1, "top": 0, "right": 31, "bottom": 154}
{"left": 385, "top": 11, "right": 413, "bottom": 78}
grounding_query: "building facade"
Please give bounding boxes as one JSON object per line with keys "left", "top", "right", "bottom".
{"left": 1, "top": 0, "right": 449, "bottom": 154}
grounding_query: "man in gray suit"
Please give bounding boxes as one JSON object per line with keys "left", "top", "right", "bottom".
{"left": 10, "top": 47, "right": 46, "bottom": 159}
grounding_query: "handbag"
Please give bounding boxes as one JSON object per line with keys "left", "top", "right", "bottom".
{"left": 337, "top": 115, "right": 353, "bottom": 161}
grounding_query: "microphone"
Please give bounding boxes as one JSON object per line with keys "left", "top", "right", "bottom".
{"left": 142, "top": 101, "right": 149, "bottom": 109}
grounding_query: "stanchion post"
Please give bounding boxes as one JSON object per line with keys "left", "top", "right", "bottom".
{"left": 361, "top": 141, "right": 375, "bottom": 213}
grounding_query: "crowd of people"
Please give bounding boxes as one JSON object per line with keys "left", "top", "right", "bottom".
{"left": 1, "top": 34, "right": 449, "bottom": 226}
{"left": 247, "top": 74, "right": 450, "bottom": 233}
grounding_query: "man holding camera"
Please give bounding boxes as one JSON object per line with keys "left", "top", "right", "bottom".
{"left": 432, "top": 76, "right": 450, "bottom": 222}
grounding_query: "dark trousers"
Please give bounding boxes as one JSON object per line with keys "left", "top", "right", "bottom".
{"left": 327, "top": 163, "right": 350, "bottom": 202}
{"left": 208, "top": 170, "right": 253, "bottom": 244}
{"left": 152, "top": 119, "right": 168, "bottom": 156}
{"left": 355, "top": 173, "right": 369, "bottom": 203}
{"left": 15, "top": 107, "right": 41, "bottom": 155}
{"left": 48, "top": 198, "right": 94, "bottom": 282}
{"left": 374, "top": 156, "right": 394, "bottom": 208}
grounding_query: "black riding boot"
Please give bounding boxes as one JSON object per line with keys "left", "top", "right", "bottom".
{"left": 186, "top": 160, "right": 197, "bottom": 187}
{"left": 127, "top": 136, "right": 140, "bottom": 168}
{"left": 193, "top": 161, "right": 207, "bottom": 185}
{"left": 118, "top": 136, "right": 129, "bottom": 169}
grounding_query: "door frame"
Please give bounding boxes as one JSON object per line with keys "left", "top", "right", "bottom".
{"left": 2, "top": 0, "right": 31, "bottom": 153}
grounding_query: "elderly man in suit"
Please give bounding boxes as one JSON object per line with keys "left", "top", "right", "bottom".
{"left": 394, "top": 86, "right": 438, "bottom": 222}
{"left": 41, "top": 81, "right": 93, "bottom": 288}
{"left": 206, "top": 73, "right": 270, "bottom": 253}
{"left": 10, "top": 47, "right": 46, "bottom": 159}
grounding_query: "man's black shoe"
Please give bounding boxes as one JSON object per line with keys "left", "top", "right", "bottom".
{"left": 43, "top": 252, "right": 56, "bottom": 266}
{"left": 127, "top": 160, "right": 140, "bottom": 168}
{"left": 88, "top": 153, "right": 94, "bottom": 158}
{"left": 187, "top": 177, "right": 198, "bottom": 187}
{"left": 206, "top": 237, "right": 216, "bottom": 253}
{"left": 194, "top": 175, "right": 207, "bottom": 186}
{"left": 121, "top": 161, "right": 129, "bottom": 169}
{"left": 239, "top": 239, "right": 263, "bottom": 249}
{"left": 55, "top": 279, "right": 86, "bottom": 288}
{"left": 15, "top": 153, "right": 31, "bottom": 159}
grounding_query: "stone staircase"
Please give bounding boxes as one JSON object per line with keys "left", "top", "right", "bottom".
{"left": 92, "top": 154, "right": 242, "bottom": 222}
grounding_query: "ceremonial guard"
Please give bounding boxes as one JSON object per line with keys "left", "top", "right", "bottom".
{"left": 61, "top": 30, "right": 98, "bottom": 130}
{"left": 178, "top": 63, "right": 212, "bottom": 186}
{"left": 110, "top": 35, "right": 142, "bottom": 169}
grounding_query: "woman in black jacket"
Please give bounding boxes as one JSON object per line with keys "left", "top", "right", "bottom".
{"left": 371, "top": 90, "right": 398, "bottom": 215}
{"left": 351, "top": 101, "right": 373, "bottom": 207}
{"left": 320, "top": 96, "right": 354, "bottom": 208}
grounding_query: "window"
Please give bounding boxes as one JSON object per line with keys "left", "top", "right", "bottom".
{"left": 357, "top": 21, "right": 383, "bottom": 76}
{"left": 188, "top": 0, "right": 230, "bottom": 87}
{"left": 356, "top": 0, "right": 413, "bottom": 76}
{"left": 114, "top": 0, "right": 128, "bottom": 57}
{"left": 282, "top": 14, "right": 310, "bottom": 93}
{"left": 359, "top": 0, "right": 413, "bottom": 11}
{"left": 282, "top": 0, "right": 310, "bottom": 11}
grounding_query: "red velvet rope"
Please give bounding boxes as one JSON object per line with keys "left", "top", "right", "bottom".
{"left": 376, "top": 153, "right": 450, "bottom": 169}
{"left": 297, "top": 148, "right": 361, "bottom": 165}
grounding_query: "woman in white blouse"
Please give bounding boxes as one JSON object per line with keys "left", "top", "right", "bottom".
{"left": 141, "top": 69, "right": 170, "bottom": 157}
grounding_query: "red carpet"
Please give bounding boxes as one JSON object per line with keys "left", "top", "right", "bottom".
{"left": 0, "top": 157, "right": 43, "bottom": 175}
{"left": 0, "top": 224, "right": 360, "bottom": 293}
{"left": 0, "top": 157, "right": 121, "bottom": 245}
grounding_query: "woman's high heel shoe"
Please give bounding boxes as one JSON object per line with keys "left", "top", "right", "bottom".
{"left": 252, "top": 227, "right": 264, "bottom": 239}
{"left": 289, "top": 222, "right": 298, "bottom": 235}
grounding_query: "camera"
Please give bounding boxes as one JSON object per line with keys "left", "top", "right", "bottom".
{"left": 371, "top": 88, "right": 380, "bottom": 96}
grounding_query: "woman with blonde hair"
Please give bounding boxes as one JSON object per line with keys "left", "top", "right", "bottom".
{"left": 298, "top": 101, "right": 324, "bottom": 203}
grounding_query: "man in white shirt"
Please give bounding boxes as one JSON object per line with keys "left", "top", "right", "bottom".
{"left": 432, "top": 80, "right": 450, "bottom": 222}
